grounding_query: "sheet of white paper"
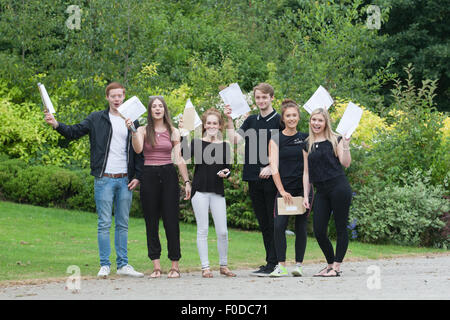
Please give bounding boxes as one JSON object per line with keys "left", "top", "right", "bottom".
{"left": 336, "top": 102, "right": 363, "bottom": 138}
{"left": 219, "top": 83, "right": 251, "bottom": 119}
{"left": 303, "top": 85, "right": 334, "bottom": 114}
{"left": 117, "top": 96, "right": 147, "bottom": 122}
{"left": 285, "top": 206, "right": 298, "bottom": 212}
{"left": 37, "top": 83, "right": 56, "bottom": 114}
{"left": 184, "top": 99, "right": 202, "bottom": 130}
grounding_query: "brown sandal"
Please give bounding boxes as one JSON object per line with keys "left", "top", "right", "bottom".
{"left": 150, "top": 269, "right": 161, "bottom": 278}
{"left": 313, "top": 267, "right": 332, "bottom": 277}
{"left": 202, "top": 269, "right": 213, "bottom": 278}
{"left": 220, "top": 267, "right": 236, "bottom": 277}
{"left": 168, "top": 268, "right": 181, "bottom": 278}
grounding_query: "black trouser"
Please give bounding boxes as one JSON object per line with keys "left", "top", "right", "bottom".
{"left": 274, "top": 189, "right": 308, "bottom": 263}
{"left": 140, "top": 164, "right": 181, "bottom": 261}
{"left": 313, "top": 175, "right": 352, "bottom": 264}
{"left": 248, "top": 179, "right": 278, "bottom": 267}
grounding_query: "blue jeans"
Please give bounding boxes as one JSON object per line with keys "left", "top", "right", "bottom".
{"left": 94, "top": 176, "right": 132, "bottom": 269}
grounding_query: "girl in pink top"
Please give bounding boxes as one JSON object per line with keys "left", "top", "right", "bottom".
{"left": 126, "top": 96, "right": 191, "bottom": 279}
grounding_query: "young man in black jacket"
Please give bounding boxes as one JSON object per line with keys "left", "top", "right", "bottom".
{"left": 44, "top": 82, "right": 144, "bottom": 278}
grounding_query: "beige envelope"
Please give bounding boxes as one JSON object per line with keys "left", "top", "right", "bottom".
{"left": 182, "top": 106, "right": 196, "bottom": 131}
{"left": 277, "top": 196, "right": 306, "bottom": 215}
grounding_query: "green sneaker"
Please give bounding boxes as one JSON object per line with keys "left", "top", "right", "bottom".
{"left": 270, "top": 264, "right": 289, "bottom": 277}
{"left": 292, "top": 265, "right": 303, "bottom": 277}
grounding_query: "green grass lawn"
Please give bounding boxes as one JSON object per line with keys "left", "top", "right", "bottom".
{"left": 0, "top": 200, "right": 447, "bottom": 282}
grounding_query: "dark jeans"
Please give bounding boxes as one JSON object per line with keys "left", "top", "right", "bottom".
{"left": 140, "top": 164, "right": 181, "bottom": 261}
{"left": 248, "top": 179, "right": 278, "bottom": 267}
{"left": 313, "top": 175, "right": 352, "bottom": 264}
{"left": 274, "top": 189, "right": 308, "bottom": 263}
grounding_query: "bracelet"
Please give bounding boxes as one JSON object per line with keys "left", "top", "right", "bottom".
{"left": 343, "top": 147, "right": 350, "bottom": 151}
{"left": 184, "top": 180, "right": 190, "bottom": 184}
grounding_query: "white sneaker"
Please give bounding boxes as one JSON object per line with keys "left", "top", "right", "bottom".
{"left": 97, "top": 265, "right": 110, "bottom": 278}
{"left": 117, "top": 264, "right": 144, "bottom": 278}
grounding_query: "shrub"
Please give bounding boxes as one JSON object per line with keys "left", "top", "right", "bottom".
{"left": 0, "top": 157, "right": 141, "bottom": 216}
{"left": 350, "top": 170, "right": 449, "bottom": 247}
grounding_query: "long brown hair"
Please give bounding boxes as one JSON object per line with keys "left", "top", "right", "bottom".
{"left": 146, "top": 96, "right": 174, "bottom": 147}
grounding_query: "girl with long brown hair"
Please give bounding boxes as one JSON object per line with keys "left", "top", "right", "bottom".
{"left": 126, "top": 96, "right": 191, "bottom": 279}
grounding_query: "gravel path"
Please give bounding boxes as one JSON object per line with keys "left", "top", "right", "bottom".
{"left": 1, "top": 254, "right": 449, "bottom": 300}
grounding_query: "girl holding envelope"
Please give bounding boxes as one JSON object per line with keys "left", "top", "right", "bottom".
{"left": 302, "top": 108, "right": 352, "bottom": 277}
{"left": 126, "top": 96, "right": 191, "bottom": 279}
{"left": 268, "top": 99, "right": 309, "bottom": 277}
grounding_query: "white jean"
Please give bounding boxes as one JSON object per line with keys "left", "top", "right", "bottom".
{"left": 191, "top": 192, "right": 229, "bottom": 270}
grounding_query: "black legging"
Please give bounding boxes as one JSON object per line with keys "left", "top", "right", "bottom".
{"left": 313, "top": 175, "right": 352, "bottom": 264}
{"left": 274, "top": 189, "right": 308, "bottom": 263}
{"left": 140, "top": 164, "right": 181, "bottom": 261}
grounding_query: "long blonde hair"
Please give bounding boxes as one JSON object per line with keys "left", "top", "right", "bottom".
{"left": 306, "top": 108, "right": 339, "bottom": 156}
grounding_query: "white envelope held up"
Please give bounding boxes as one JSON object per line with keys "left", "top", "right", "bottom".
{"left": 336, "top": 102, "right": 363, "bottom": 139}
{"left": 303, "top": 85, "right": 334, "bottom": 114}
{"left": 117, "top": 96, "right": 147, "bottom": 122}
{"left": 182, "top": 99, "right": 202, "bottom": 132}
{"left": 219, "top": 83, "right": 251, "bottom": 119}
{"left": 37, "top": 83, "right": 56, "bottom": 115}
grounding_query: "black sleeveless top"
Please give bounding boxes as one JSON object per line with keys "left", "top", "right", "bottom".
{"left": 271, "top": 131, "right": 308, "bottom": 190}
{"left": 304, "top": 137, "right": 345, "bottom": 184}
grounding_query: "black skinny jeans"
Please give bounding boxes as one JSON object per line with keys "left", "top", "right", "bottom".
{"left": 274, "top": 189, "right": 308, "bottom": 263}
{"left": 140, "top": 164, "right": 181, "bottom": 261}
{"left": 313, "top": 175, "right": 352, "bottom": 264}
{"left": 248, "top": 179, "right": 278, "bottom": 267}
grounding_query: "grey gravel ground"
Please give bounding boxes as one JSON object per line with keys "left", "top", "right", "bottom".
{"left": 0, "top": 254, "right": 449, "bottom": 300}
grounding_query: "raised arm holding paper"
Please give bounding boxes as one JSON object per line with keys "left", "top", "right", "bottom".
{"left": 336, "top": 102, "right": 363, "bottom": 139}
{"left": 117, "top": 96, "right": 147, "bottom": 132}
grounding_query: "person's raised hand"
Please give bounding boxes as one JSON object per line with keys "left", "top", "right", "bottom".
{"left": 44, "top": 110, "right": 58, "bottom": 128}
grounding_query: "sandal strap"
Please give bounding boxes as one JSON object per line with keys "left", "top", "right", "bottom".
{"left": 220, "top": 267, "right": 236, "bottom": 277}
{"left": 168, "top": 268, "right": 181, "bottom": 278}
{"left": 202, "top": 269, "right": 213, "bottom": 278}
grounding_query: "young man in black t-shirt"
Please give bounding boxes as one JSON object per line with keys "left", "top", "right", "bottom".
{"left": 225, "top": 83, "right": 280, "bottom": 276}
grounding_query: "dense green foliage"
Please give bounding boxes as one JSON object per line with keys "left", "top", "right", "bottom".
{"left": 0, "top": 0, "right": 448, "bottom": 247}
{"left": 350, "top": 169, "right": 449, "bottom": 248}
{"left": 374, "top": 0, "right": 450, "bottom": 111}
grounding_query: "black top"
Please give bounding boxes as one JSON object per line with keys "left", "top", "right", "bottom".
{"left": 184, "top": 139, "right": 232, "bottom": 197}
{"left": 271, "top": 131, "right": 308, "bottom": 190}
{"left": 304, "top": 137, "right": 345, "bottom": 184}
{"left": 238, "top": 110, "right": 281, "bottom": 181}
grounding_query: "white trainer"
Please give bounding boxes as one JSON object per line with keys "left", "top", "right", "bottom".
{"left": 117, "top": 264, "right": 144, "bottom": 278}
{"left": 97, "top": 265, "right": 110, "bottom": 278}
